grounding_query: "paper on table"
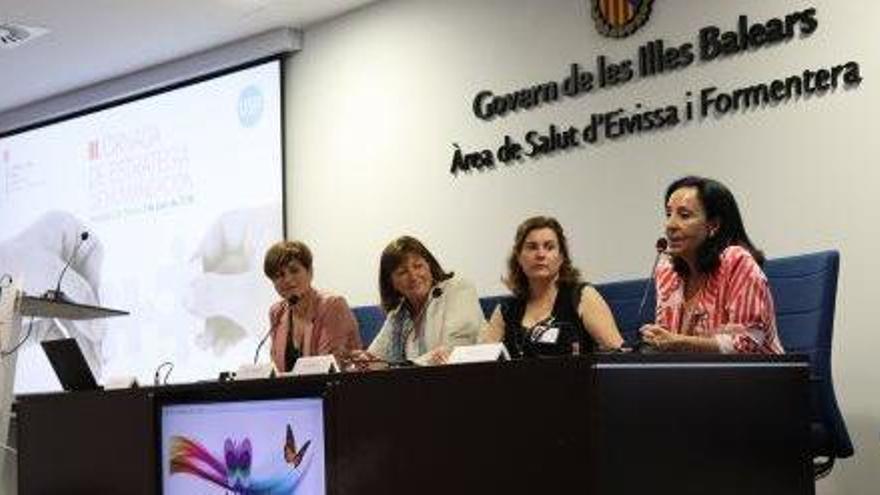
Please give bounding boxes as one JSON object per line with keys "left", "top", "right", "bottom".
{"left": 447, "top": 343, "right": 510, "bottom": 364}
{"left": 291, "top": 355, "right": 339, "bottom": 376}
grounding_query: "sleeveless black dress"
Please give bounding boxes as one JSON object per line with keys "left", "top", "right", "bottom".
{"left": 500, "top": 282, "right": 595, "bottom": 358}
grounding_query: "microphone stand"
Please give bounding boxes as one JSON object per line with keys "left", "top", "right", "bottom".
{"left": 44, "top": 232, "right": 89, "bottom": 303}
{"left": 254, "top": 295, "right": 300, "bottom": 366}
{"left": 253, "top": 328, "right": 272, "bottom": 364}
{"left": 637, "top": 238, "right": 668, "bottom": 321}
{"left": 632, "top": 238, "right": 668, "bottom": 352}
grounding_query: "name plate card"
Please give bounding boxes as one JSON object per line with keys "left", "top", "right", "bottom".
{"left": 236, "top": 362, "right": 275, "bottom": 380}
{"left": 104, "top": 375, "right": 138, "bottom": 390}
{"left": 291, "top": 355, "right": 339, "bottom": 376}
{"left": 447, "top": 343, "right": 511, "bottom": 364}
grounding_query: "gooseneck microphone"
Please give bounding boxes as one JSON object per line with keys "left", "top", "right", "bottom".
{"left": 44, "top": 231, "right": 89, "bottom": 302}
{"left": 636, "top": 237, "right": 669, "bottom": 322}
{"left": 154, "top": 361, "right": 174, "bottom": 386}
{"left": 254, "top": 294, "right": 300, "bottom": 364}
{"left": 253, "top": 328, "right": 273, "bottom": 364}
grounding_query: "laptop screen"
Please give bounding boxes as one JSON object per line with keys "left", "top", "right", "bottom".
{"left": 40, "top": 338, "right": 99, "bottom": 391}
{"left": 160, "top": 397, "right": 326, "bottom": 495}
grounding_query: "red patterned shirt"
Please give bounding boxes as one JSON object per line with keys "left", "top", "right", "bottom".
{"left": 654, "top": 245, "right": 784, "bottom": 354}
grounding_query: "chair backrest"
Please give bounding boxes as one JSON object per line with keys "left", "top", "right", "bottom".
{"left": 593, "top": 278, "right": 655, "bottom": 346}
{"left": 763, "top": 250, "right": 852, "bottom": 458}
{"left": 479, "top": 295, "right": 507, "bottom": 321}
{"left": 351, "top": 305, "right": 385, "bottom": 348}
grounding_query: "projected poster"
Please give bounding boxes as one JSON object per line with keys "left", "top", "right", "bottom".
{"left": 161, "top": 398, "right": 326, "bottom": 495}
{"left": 0, "top": 60, "right": 283, "bottom": 392}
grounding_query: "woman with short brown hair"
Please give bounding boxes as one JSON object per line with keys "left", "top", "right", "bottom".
{"left": 263, "top": 240, "right": 361, "bottom": 372}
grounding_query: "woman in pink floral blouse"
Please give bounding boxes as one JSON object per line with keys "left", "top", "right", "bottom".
{"left": 640, "top": 176, "right": 784, "bottom": 354}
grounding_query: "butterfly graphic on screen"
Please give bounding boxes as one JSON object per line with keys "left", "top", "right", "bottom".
{"left": 224, "top": 438, "right": 252, "bottom": 490}
{"left": 283, "top": 424, "right": 311, "bottom": 468}
{"left": 170, "top": 430, "right": 313, "bottom": 494}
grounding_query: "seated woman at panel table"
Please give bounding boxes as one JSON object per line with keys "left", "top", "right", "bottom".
{"left": 263, "top": 241, "right": 362, "bottom": 372}
{"left": 639, "top": 176, "right": 784, "bottom": 354}
{"left": 360, "top": 236, "right": 484, "bottom": 366}
{"left": 480, "top": 216, "right": 624, "bottom": 357}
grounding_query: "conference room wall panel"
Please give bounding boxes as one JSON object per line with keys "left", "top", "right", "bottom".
{"left": 285, "top": 1, "right": 879, "bottom": 493}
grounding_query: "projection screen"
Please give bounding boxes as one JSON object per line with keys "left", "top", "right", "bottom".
{"left": 0, "top": 59, "right": 284, "bottom": 393}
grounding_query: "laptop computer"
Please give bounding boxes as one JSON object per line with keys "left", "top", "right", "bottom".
{"left": 40, "top": 338, "right": 100, "bottom": 391}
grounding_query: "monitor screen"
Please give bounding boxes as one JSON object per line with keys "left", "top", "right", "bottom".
{"left": 160, "top": 397, "right": 326, "bottom": 495}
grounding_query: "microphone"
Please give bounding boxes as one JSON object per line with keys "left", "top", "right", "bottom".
{"left": 414, "top": 286, "right": 443, "bottom": 317}
{"left": 253, "top": 327, "right": 272, "bottom": 364}
{"left": 153, "top": 361, "right": 174, "bottom": 386}
{"left": 254, "top": 295, "right": 300, "bottom": 364}
{"left": 636, "top": 237, "right": 668, "bottom": 324}
{"left": 401, "top": 286, "right": 443, "bottom": 314}
{"left": 44, "top": 231, "right": 89, "bottom": 302}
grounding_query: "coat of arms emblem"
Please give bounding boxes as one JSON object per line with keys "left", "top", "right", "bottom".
{"left": 592, "top": 0, "right": 654, "bottom": 38}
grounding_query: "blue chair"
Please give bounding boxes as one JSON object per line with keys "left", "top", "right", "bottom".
{"left": 594, "top": 278, "right": 655, "bottom": 346}
{"left": 763, "top": 250, "right": 853, "bottom": 477}
{"left": 478, "top": 295, "right": 507, "bottom": 320}
{"left": 352, "top": 305, "right": 385, "bottom": 347}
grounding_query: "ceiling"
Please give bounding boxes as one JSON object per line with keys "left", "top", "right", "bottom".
{"left": 0, "top": 0, "right": 379, "bottom": 115}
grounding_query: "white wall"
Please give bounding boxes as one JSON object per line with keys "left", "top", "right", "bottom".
{"left": 286, "top": 0, "right": 879, "bottom": 492}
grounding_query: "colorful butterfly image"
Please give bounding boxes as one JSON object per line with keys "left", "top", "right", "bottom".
{"left": 169, "top": 435, "right": 251, "bottom": 491}
{"left": 284, "top": 424, "right": 312, "bottom": 468}
{"left": 168, "top": 424, "right": 316, "bottom": 494}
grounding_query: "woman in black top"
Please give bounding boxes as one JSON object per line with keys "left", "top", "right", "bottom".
{"left": 480, "top": 216, "right": 623, "bottom": 357}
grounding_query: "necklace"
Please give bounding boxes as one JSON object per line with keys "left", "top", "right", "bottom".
{"left": 684, "top": 272, "right": 706, "bottom": 302}
{"left": 523, "top": 285, "right": 557, "bottom": 328}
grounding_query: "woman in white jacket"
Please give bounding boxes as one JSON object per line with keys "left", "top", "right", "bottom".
{"left": 365, "top": 236, "right": 484, "bottom": 365}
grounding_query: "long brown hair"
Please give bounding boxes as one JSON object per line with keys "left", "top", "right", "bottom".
{"left": 504, "top": 216, "right": 581, "bottom": 298}
{"left": 665, "top": 176, "right": 764, "bottom": 276}
{"left": 378, "top": 236, "right": 452, "bottom": 312}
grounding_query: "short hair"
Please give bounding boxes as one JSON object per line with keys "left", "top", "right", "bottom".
{"left": 664, "top": 176, "right": 764, "bottom": 276}
{"left": 504, "top": 216, "right": 581, "bottom": 299}
{"left": 263, "top": 240, "right": 313, "bottom": 279}
{"left": 378, "top": 236, "right": 452, "bottom": 312}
